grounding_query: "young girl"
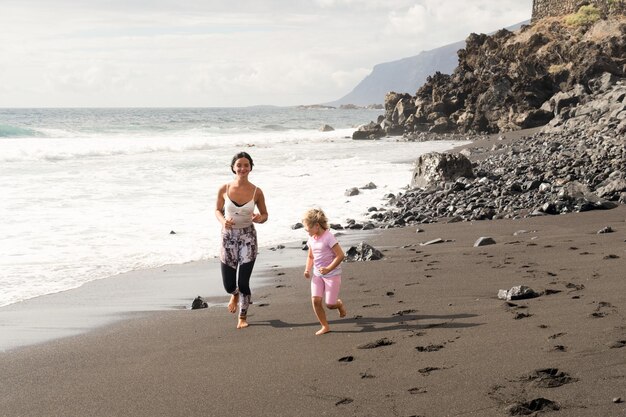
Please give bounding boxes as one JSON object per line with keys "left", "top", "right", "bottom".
{"left": 302, "top": 208, "right": 347, "bottom": 335}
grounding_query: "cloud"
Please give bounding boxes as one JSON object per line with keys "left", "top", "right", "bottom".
{"left": 0, "top": 0, "right": 533, "bottom": 107}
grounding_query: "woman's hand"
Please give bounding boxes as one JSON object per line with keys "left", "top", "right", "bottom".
{"left": 223, "top": 218, "right": 235, "bottom": 229}
{"left": 252, "top": 212, "right": 267, "bottom": 223}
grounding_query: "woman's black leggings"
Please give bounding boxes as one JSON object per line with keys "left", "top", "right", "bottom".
{"left": 221, "top": 260, "right": 255, "bottom": 296}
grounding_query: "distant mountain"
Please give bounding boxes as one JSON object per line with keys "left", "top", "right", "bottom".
{"left": 328, "top": 21, "right": 529, "bottom": 106}
{"left": 328, "top": 41, "right": 463, "bottom": 106}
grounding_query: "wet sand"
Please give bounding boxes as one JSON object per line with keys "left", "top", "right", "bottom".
{"left": 1, "top": 204, "right": 624, "bottom": 416}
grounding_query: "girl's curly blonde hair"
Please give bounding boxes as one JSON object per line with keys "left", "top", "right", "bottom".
{"left": 302, "top": 208, "right": 329, "bottom": 230}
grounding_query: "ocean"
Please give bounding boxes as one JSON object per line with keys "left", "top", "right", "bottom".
{"left": 0, "top": 107, "right": 465, "bottom": 308}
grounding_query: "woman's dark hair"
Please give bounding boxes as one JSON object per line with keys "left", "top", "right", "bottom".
{"left": 231, "top": 151, "right": 254, "bottom": 174}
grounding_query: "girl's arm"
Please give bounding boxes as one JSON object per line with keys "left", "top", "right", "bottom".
{"left": 252, "top": 187, "right": 269, "bottom": 223}
{"left": 319, "top": 243, "right": 345, "bottom": 275}
{"left": 304, "top": 247, "right": 314, "bottom": 279}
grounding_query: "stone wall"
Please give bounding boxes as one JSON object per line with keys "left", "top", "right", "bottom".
{"left": 532, "top": 0, "right": 625, "bottom": 21}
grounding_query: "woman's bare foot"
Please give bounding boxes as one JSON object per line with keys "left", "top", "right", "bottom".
{"left": 228, "top": 293, "right": 239, "bottom": 313}
{"left": 237, "top": 318, "right": 249, "bottom": 329}
{"left": 337, "top": 299, "right": 347, "bottom": 318}
{"left": 315, "top": 326, "right": 331, "bottom": 335}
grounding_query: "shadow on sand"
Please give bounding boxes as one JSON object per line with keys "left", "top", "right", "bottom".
{"left": 254, "top": 313, "right": 482, "bottom": 333}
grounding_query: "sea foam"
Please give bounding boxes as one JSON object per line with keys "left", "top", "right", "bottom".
{"left": 0, "top": 107, "right": 467, "bottom": 307}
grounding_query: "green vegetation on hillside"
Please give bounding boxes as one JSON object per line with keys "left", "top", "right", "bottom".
{"left": 565, "top": 5, "right": 601, "bottom": 26}
{"left": 608, "top": 0, "right": 624, "bottom": 13}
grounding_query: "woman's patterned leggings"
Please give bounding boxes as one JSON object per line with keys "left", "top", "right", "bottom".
{"left": 220, "top": 225, "right": 258, "bottom": 319}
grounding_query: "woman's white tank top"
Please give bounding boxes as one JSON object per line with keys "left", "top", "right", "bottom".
{"left": 224, "top": 185, "right": 256, "bottom": 229}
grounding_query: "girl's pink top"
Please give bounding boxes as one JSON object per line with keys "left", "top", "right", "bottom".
{"left": 307, "top": 230, "right": 342, "bottom": 278}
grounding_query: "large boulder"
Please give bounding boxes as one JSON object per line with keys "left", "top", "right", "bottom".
{"left": 352, "top": 121, "right": 385, "bottom": 140}
{"left": 345, "top": 242, "right": 384, "bottom": 261}
{"left": 411, "top": 152, "right": 474, "bottom": 189}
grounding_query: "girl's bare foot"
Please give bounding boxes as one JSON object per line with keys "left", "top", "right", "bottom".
{"left": 228, "top": 293, "right": 239, "bottom": 313}
{"left": 315, "top": 326, "right": 331, "bottom": 335}
{"left": 337, "top": 299, "right": 347, "bottom": 318}
{"left": 237, "top": 318, "right": 249, "bottom": 329}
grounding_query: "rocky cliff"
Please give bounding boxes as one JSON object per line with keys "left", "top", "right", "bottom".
{"left": 343, "top": 12, "right": 625, "bottom": 228}
{"left": 330, "top": 22, "right": 528, "bottom": 107}
{"left": 372, "top": 14, "right": 625, "bottom": 136}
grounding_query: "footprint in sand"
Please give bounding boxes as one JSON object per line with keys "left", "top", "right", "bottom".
{"left": 550, "top": 345, "right": 567, "bottom": 352}
{"left": 408, "top": 387, "right": 427, "bottom": 394}
{"left": 358, "top": 338, "right": 394, "bottom": 349}
{"left": 505, "top": 302, "right": 528, "bottom": 310}
{"left": 418, "top": 366, "right": 441, "bottom": 375}
{"left": 523, "top": 368, "right": 576, "bottom": 388}
{"left": 507, "top": 398, "right": 559, "bottom": 415}
{"left": 565, "top": 282, "right": 585, "bottom": 292}
{"left": 335, "top": 398, "right": 353, "bottom": 406}
{"left": 338, "top": 356, "right": 354, "bottom": 362}
{"left": 416, "top": 344, "right": 444, "bottom": 352}
{"left": 608, "top": 340, "right": 626, "bottom": 349}
{"left": 393, "top": 309, "right": 417, "bottom": 316}
{"left": 591, "top": 301, "right": 616, "bottom": 318}
{"left": 514, "top": 312, "right": 532, "bottom": 320}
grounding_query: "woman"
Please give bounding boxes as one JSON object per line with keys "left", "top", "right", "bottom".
{"left": 215, "top": 152, "right": 268, "bottom": 329}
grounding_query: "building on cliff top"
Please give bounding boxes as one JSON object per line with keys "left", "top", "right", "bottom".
{"left": 532, "top": 0, "right": 625, "bottom": 21}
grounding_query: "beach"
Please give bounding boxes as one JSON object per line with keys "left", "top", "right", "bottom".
{"left": 1, "top": 181, "right": 624, "bottom": 416}
{"left": 2, "top": 5, "right": 625, "bottom": 415}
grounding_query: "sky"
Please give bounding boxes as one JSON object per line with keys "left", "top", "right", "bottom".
{"left": 0, "top": 0, "right": 533, "bottom": 107}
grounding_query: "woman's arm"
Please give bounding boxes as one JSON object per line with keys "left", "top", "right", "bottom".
{"left": 252, "top": 187, "right": 268, "bottom": 223}
{"left": 215, "top": 184, "right": 233, "bottom": 228}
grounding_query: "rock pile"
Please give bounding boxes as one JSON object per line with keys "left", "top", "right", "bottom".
{"left": 366, "top": 76, "right": 625, "bottom": 227}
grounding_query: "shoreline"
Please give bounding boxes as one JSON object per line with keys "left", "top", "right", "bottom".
{"left": 0, "top": 227, "right": 377, "bottom": 352}
{"left": 2, "top": 126, "right": 624, "bottom": 415}
{"left": 1, "top": 133, "right": 470, "bottom": 352}
{"left": 0, "top": 125, "right": 610, "bottom": 352}
{"left": 1, "top": 204, "right": 624, "bottom": 416}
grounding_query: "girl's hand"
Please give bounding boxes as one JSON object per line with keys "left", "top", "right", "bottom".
{"left": 319, "top": 266, "right": 330, "bottom": 275}
{"left": 304, "top": 270, "right": 311, "bottom": 279}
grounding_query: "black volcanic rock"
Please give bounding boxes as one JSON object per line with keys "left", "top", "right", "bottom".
{"left": 369, "top": 77, "right": 625, "bottom": 226}
{"left": 378, "top": 16, "right": 626, "bottom": 135}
